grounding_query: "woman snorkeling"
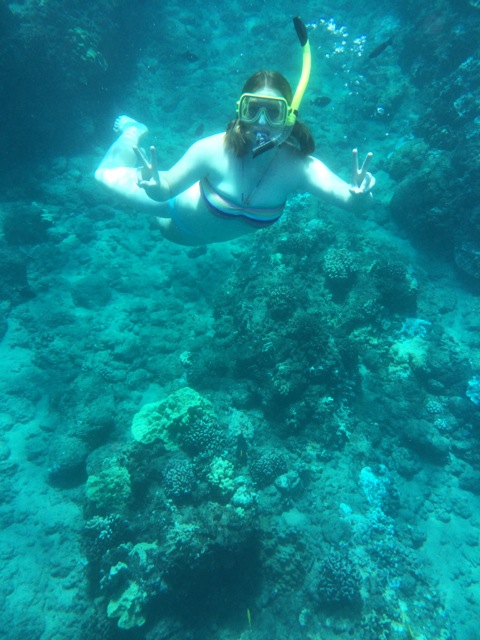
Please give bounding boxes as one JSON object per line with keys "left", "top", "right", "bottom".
{"left": 95, "top": 19, "right": 375, "bottom": 246}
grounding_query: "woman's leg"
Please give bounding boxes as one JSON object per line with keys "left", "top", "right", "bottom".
{"left": 155, "top": 199, "right": 202, "bottom": 246}
{"left": 97, "top": 116, "right": 148, "bottom": 171}
{"left": 95, "top": 116, "right": 160, "bottom": 208}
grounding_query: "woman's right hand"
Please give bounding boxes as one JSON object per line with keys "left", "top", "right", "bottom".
{"left": 133, "top": 145, "right": 164, "bottom": 200}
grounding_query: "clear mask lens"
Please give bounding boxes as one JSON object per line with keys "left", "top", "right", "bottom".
{"left": 238, "top": 94, "right": 288, "bottom": 127}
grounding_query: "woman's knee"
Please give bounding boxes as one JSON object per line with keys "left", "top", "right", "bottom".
{"left": 94, "top": 167, "right": 137, "bottom": 190}
{"left": 94, "top": 168, "right": 106, "bottom": 184}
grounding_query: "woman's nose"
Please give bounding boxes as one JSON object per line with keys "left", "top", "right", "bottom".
{"left": 258, "top": 111, "right": 267, "bottom": 125}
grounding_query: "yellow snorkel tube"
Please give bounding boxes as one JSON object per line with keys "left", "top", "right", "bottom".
{"left": 290, "top": 18, "right": 311, "bottom": 123}
{"left": 252, "top": 17, "right": 311, "bottom": 158}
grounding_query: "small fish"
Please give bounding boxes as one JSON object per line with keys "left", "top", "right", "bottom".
{"left": 368, "top": 36, "right": 394, "bottom": 59}
{"left": 312, "top": 96, "right": 332, "bottom": 107}
{"left": 194, "top": 123, "right": 204, "bottom": 137}
{"left": 181, "top": 50, "right": 199, "bottom": 63}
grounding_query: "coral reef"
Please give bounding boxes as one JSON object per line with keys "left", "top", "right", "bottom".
{"left": 131, "top": 387, "right": 217, "bottom": 448}
{"left": 323, "top": 247, "right": 358, "bottom": 294}
{"left": 107, "top": 580, "right": 147, "bottom": 629}
{"left": 315, "top": 551, "right": 362, "bottom": 609}
{"left": 86, "top": 463, "right": 132, "bottom": 515}
{"left": 163, "top": 459, "right": 196, "bottom": 502}
{"left": 250, "top": 450, "right": 288, "bottom": 488}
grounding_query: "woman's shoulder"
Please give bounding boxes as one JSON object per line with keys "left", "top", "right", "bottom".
{"left": 185, "top": 133, "right": 226, "bottom": 161}
{"left": 195, "top": 133, "right": 226, "bottom": 150}
{"left": 277, "top": 143, "right": 311, "bottom": 171}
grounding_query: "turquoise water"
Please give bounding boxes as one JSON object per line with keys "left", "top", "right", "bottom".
{"left": 1, "top": 1, "right": 480, "bottom": 638}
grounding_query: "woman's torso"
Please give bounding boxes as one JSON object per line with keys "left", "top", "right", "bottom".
{"left": 203, "top": 134, "right": 303, "bottom": 209}
{"left": 171, "top": 134, "right": 305, "bottom": 243}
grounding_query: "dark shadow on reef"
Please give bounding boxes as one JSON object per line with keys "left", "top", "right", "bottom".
{"left": 0, "top": 1, "right": 154, "bottom": 166}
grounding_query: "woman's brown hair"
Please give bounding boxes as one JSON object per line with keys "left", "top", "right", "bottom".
{"left": 224, "top": 70, "right": 315, "bottom": 157}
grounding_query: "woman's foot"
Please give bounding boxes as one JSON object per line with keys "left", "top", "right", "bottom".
{"left": 113, "top": 115, "right": 148, "bottom": 137}
{"left": 95, "top": 116, "right": 149, "bottom": 175}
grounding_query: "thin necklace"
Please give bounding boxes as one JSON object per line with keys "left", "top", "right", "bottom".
{"left": 241, "top": 150, "right": 278, "bottom": 206}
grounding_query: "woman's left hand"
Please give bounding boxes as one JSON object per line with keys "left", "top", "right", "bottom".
{"left": 349, "top": 149, "right": 375, "bottom": 195}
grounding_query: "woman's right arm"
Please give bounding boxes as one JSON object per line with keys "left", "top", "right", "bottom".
{"left": 96, "top": 136, "right": 216, "bottom": 211}
{"left": 136, "top": 136, "right": 217, "bottom": 203}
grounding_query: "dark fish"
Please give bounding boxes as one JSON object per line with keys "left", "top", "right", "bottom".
{"left": 312, "top": 96, "right": 332, "bottom": 107}
{"left": 368, "top": 36, "right": 394, "bottom": 59}
{"left": 181, "top": 50, "right": 199, "bottom": 63}
{"left": 236, "top": 434, "right": 248, "bottom": 463}
{"left": 194, "top": 123, "right": 204, "bottom": 137}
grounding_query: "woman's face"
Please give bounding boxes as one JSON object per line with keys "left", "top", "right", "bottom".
{"left": 243, "top": 87, "right": 288, "bottom": 149}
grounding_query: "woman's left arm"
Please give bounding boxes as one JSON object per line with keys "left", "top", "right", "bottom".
{"left": 299, "top": 149, "right": 375, "bottom": 212}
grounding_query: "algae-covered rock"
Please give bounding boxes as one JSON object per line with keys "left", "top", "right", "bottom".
{"left": 86, "top": 464, "right": 131, "bottom": 514}
{"left": 48, "top": 434, "right": 88, "bottom": 488}
{"left": 131, "top": 387, "right": 216, "bottom": 448}
{"left": 130, "top": 541, "right": 159, "bottom": 567}
{"left": 107, "top": 580, "right": 147, "bottom": 629}
{"left": 71, "top": 274, "right": 112, "bottom": 309}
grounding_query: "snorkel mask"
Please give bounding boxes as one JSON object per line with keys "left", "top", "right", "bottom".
{"left": 237, "top": 94, "right": 289, "bottom": 128}
{"left": 236, "top": 17, "right": 311, "bottom": 158}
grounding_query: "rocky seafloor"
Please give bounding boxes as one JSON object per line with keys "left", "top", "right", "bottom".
{"left": 1, "top": 0, "right": 480, "bottom": 639}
